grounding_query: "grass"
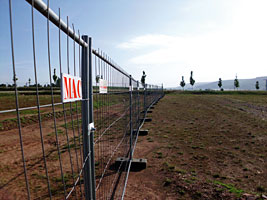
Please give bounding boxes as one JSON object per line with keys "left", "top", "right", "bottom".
{"left": 175, "top": 168, "right": 186, "bottom": 174}
{"left": 61, "top": 140, "right": 81, "bottom": 153}
{"left": 51, "top": 173, "right": 72, "bottom": 183}
{"left": 2, "top": 91, "right": 267, "bottom": 198}
{"left": 47, "top": 129, "right": 64, "bottom": 137}
{"left": 176, "top": 90, "right": 267, "bottom": 96}
{"left": 60, "top": 119, "right": 82, "bottom": 129}
{"left": 32, "top": 172, "right": 47, "bottom": 180}
{"left": 256, "top": 185, "right": 265, "bottom": 193}
{"left": 163, "top": 178, "right": 172, "bottom": 186}
{"left": 163, "top": 162, "right": 177, "bottom": 172}
{"left": 214, "top": 180, "right": 244, "bottom": 197}
{"left": 20, "top": 109, "right": 40, "bottom": 115}
{"left": 212, "top": 174, "right": 220, "bottom": 178}
{"left": 134, "top": 93, "right": 267, "bottom": 198}
{"left": 155, "top": 151, "right": 163, "bottom": 158}
{"left": 0, "top": 94, "right": 61, "bottom": 111}
{"left": 177, "top": 188, "right": 185, "bottom": 195}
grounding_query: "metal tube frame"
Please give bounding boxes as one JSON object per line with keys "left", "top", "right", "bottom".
{"left": 129, "top": 75, "right": 133, "bottom": 160}
{"left": 10, "top": 1, "right": 165, "bottom": 199}
{"left": 25, "top": 0, "right": 88, "bottom": 47}
{"left": 88, "top": 37, "right": 96, "bottom": 199}
{"left": 81, "top": 35, "right": 95, "bottom": 200}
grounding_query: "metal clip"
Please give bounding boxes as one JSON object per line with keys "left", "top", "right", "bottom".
{"left": 88, "top": 122, "right": 96, "bottom": 135}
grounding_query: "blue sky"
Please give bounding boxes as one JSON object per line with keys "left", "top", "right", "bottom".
{"left": 1, "top": 0, "right": 267, "bottom": 87}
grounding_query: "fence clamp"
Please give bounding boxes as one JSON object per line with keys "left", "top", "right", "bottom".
{"left": 88, "top": 122, "right": 96, "bottom": 135}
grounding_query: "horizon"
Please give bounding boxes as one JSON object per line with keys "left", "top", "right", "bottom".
{"left": 169, "top": 75, "right": 267, "bottom": 89}
{"left": 1, "top": 0, "right": 267, "bottom": 88}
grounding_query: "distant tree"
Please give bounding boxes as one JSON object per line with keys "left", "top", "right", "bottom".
{"left": 96, "top": 75, "right": 100, "bottom": 83}
{"left": 234, "top": 75, "right": 239, "bottom": 90}
{"left": 55, "top": 78, "right": 61, "bottom": 87}
{"left": 190, "top": 71, "right": 195, "bottom": 89}
{"left": 255, "top": 81, "right": 260, "bottom": 90}
{"left": 28, "top": 78, "right": 31, "bottom": 87}
{"left": 12, "top": 75, "right": 18, "bottom": 87}
{"left": 53, "top": 68, "right": 58, "bottom": 85}
{"left": 32, "top": 83, "right": 42, "bottom": 87}
{"left": 0, "top": 84, "right": 6, "bottom": 87}
{"left": 141, "top": 71, "right": 146, "bottom": 87}
{"left": 12, "top": 75, "right": 18, "bottom": 82}
{"left": 218, "top": 78, "right": 222, "bottom": 90}
{"left": 180, "top": 76, "right": 186, "bottom": 90}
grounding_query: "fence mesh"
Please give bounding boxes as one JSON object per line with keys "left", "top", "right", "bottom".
{"left": 0, "top": 0, "right": 164, "bottom": 199}
{"left": 92, "top": 50, "right": 131, "bottom": 199}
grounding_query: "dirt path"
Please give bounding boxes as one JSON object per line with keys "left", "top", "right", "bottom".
{"left": 125, "top": 94, "right": 267, "bottom": 200}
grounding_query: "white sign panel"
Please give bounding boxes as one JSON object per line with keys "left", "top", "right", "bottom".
{"left": 61, "top": 73, "right": 82, "bottom": 103}
{"left": 99, "top": 79, "right": 108, "bottom": 93}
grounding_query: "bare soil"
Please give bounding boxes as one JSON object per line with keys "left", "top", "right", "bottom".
{"left": 0, "top": 95, "right": 131, "bottom": 199}
{"left": 125, "top": 93, "right": 267, "bottom": 200}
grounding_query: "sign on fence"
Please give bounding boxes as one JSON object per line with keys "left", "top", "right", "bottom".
{"left": 99, "top": 79, "right": 108, "bottom": 93}
{"left": 61, "top": 73, "right": 82, "bottom": 102}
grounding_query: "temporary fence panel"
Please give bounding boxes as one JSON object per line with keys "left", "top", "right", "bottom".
{"left": 0, "top": 0, "right": 164, "bottom": 199}
{"left": 2, "top": 0, "right": 87, "bottom": 199}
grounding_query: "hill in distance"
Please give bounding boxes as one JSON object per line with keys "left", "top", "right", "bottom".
{"left": 175, "top": 76, "right": 267, "bottom": 91}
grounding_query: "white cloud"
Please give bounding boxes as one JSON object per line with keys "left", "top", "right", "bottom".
{"left": 117, "top": 34, "right": 176, "bottom": 49}
{"left": 117, "top": 0, "right": 267, "bottom": 86}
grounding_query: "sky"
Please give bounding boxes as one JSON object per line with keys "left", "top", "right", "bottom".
{"left": 1, "top": 0, "right": 267, "bottom": 87}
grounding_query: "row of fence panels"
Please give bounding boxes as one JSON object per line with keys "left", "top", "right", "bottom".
{"left": 0, "top": 0, "right": 164, "bottom": 200}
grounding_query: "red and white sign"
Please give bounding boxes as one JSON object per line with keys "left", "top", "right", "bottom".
{"left": 61, "top": 73, "right": 82, "bottom": 103}
{"left": 99, "top": 79, "right": 108, "bottom": 93}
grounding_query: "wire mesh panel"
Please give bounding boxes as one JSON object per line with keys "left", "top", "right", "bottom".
{"left": 91, "top": 50, "right": 164, "bottom": 199}
{"left": 1, "top": 0, "right": 164, "bottom": 199}
{"left": 131, "top": 80, "right": 140, "bottom": 148}
{"left": 92, "top": 50, "right": 131, "bottom": 199}
{"left": 0, "top": 1, "right": 86, "bottom": 199}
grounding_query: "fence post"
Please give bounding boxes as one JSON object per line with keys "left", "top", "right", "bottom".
{"left": 88, "top": 37, "right": 96, "bottom": 200}
{"left": 81, "top": 35, "right": 95, "bottom": 200}
{"left": 129, "top": 75, "right": 133, "bottom": 160}
{"left": 162, "top": 83, "right": 164, "bottom": 97}
{"left": 137, "top": 81, "right": 140, "bottom": 125}
{"left": 144, "top": 84, "right": 146, "bottom": 115}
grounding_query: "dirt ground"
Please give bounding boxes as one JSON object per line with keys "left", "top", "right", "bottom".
{"left": 0, "top": 92, "right": 132, "bottom": 199}
{"left": 125, "top": 93, "right": 267, "bottom": 200}
{"left": 1, "top": 92, "right": 267, "bottom": 199}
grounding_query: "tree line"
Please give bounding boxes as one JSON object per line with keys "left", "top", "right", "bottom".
{"left": 179, "top": 72, "right": 261, "bottom": 90}
{"left": 0, "top": 69, "right": 61, "bottom": 88}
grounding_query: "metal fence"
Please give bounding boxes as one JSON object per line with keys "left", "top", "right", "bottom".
{"left": 0, "top": 0, "right": 164, "bottom": 199}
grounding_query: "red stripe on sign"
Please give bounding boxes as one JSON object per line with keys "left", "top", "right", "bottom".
{"left": 69, "top": 77, "right": 72, "bottom": 99}
{"left": 64, "top": 77, "right": 69, "bottom": 99}
{"left": 73, "top": 79, "right": 77, "bottom": 98}
{"left": 77, "top": 80, "right": 81, "bottom": 98}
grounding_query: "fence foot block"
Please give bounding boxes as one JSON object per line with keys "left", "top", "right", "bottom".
{"left": 139, "top": 129, "right": 148, "bottom": 136}
{"left": 141, "top": 110, "right": 152, "bottom": 114}
{"left": 133, "top": 129, "right": 148, "bottom": 136}
{"left": 131, "top": 158, "right": 147, "bottom": 171}
{"left": 150, "top": 106, "right": 155, "bottom": 109}
{"left": 140, "top": 118, "right": 152, "bottom": 122}
{"left": 114, "top": 157, "right": 147, "bottom": 171}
